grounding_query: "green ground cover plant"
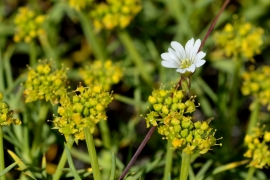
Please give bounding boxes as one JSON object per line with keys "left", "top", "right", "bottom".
{"left": 1, "top": 0, "right": 270, "bottom": 179}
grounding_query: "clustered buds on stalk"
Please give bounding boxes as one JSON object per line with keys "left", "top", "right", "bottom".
{"left": 241, "top": 65, "right": 270, "bottom": 110}
{"left": 214, "top": 17, "right": 263, "bottom": 60}
{"left": 244, "top": 127, "right": 270, "bottom": 168}
{"left": 79, "top": 60, "right": 123, "bottom": 91}
{"left": 90, "top": 0, "right": 141, "bottom": 32}
{"left": 53, "top": 85, "right": 113, "bottom": 143}
{"left": 13, "top": 7, "right": 45, "bottom": 43}
{"left": 0, "top": 93, "right": 21, "bottom": 126}
{"left": 145, "top": 88, "right": 221, "bottom": 154}
{"left": 23, "top": 61, "right": 68, "bottom": 104}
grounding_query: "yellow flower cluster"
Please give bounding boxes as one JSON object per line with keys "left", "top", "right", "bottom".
{"left": 244, "top": 127, "right": 270, "bottom": 168}
{"left": 14, "top": 7, "right": 45, "bottom": 43}
{"left": 0, "top": 93, "right": 21, "bottom": 126}
{"left": 79, "top": 60, "right": 123, "bottom": 91}
{"left": 214, "top": 18, "right": 263, "bottom": 60}
{"left": 145, "top": 89, "right": 220, "bottom": 154}
{"left": 68, "top": 0, "right": 92, "bottom": 11}
{"left": 90, "top": 0, "right": 142, "bottom": 32}
{"left": 23, "top": 61, "right": 68, "bottom": 104}
{"left": 241, "top": 66, "right": 270, "bottom": 110}
{"left": 53, "top": 85, "right": 112, "bottom": 142}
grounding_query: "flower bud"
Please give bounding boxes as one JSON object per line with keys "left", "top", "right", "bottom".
{"left": 185, "top": 100, "right": 196, "bottom": 113}
{"left": 178, "top": 103, "right": 185, "bottom": 110}
{"left": 194, "top": 121, "right": 201, "bottom": 129}
{"left": 148, "top": 96, "right": 157, "bottom": 104}
{"left": 171, "top": 103, "right": 178, "bottom": 111}
{"left": 162, "top": 106, "right": 169, "bottom": 115}
{"left": 153, "top": 104, "right": 162, "bottom": 112}
{"left": 181, "top": 129, "right": 189, "bottom": 138}
{"left": 159, "top": 90, "right": 167, "bottom": 97}
{"left": 165, "top": 97, "right": 172, "bottom": 105}
{"left": 201, "top": 121, "right": 209, "bottom": 131}
{"left": 175, "top": 91, "right": 184, "bottom": 100}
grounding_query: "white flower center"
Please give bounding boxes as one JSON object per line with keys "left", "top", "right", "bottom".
{"left": 180, "top": 58, "right": 192, "bottom": 69}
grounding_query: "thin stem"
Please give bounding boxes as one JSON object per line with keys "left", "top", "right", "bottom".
{"left": 30, "top": 103, "right": 49, "bottom": 158}
{"left": 0, "top": 126, "right": 6, "bottom": 180}
{"left": 98, "top": 120, "right": 111, "bottom": 149}
{"left": 38, "top": 33, "right": 58, "bottom": 66}
{"left": 118, "top": 126, "right": 156, "bottom": 180}
{"left": 52, "top": 136, "right": 74, "bottom": 180}
{"left": 163, "top": 140, "right": 174, "bottom": 180}
{"left": 198, "top": 0, "right": 231, "bottom": 52}
{"left": 29, "top": 41, "right": 37, "bottom": 67}
{"left": 247, "top": 99, "right": 260, "bottom": 134}
{"left": 179, "top": 151, "right": 191, "bottom": 180}
{"left": 246, "top": 167, "right": 255, "bottom": 180}
{"left": 117, "top": 30, "right": 152, "bottom": 85}
{"left": 77, "top": 11, "right": 106, "bottom": 61}
{"left": 84, "top": 127, "right": 101, "bottom": 180}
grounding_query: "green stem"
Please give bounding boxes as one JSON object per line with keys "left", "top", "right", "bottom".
{"left": 246, "top": 166, "right": 255, "bottom": 180}
{"left": 77, "top": 11, "right": 106, "bottom": 61}
{"left": 98, "top": 120, "right": 111, "bottom": 149}
{"left": 247, "top": 99, "right": 260, "bottom": 134}
{"left": 117, "top": 30, "right": 152, "bottom": 85}
{"left": 3, "top": 45, "right": 14, "bottom": 90}
{"left": 52, "top": 136, "right": 74, "bottom": 180}
{"left": 29, "top": 41, "right": 37, "bottom": 67}
{"left": 0, "top": 50, "right": 4, "bottom": 91}
{"left": 0, "top": 126, "right": 6, "bottom": 180}
{"left": 38, "top": 34, "right": 58, "bottom": 66}
{"left": 84, "top": 127, "right": 101, "bottom": 180}
{"left": 163, "top": 140, "right": 174, "bottom": 180}
{"left": 179, "top": 151, "right": 191, "bottom": 180}
{"left": 30, "top": 103, "right": 49, "bottom": 158}
{"left": 22, "top": 112, "right": 31, "bottom": 164}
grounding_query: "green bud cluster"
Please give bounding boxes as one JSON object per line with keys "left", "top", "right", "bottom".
{"left": 244, "top": 127, "right": 270, "bottom": 168}
{"left": 90, "top": 0, "right": 141, "bottom": 32}
{"left": 241, "top": 65, "right": 270, "bottom": 111}
{"left": 53, "top": 85, "right": 112, "bottom": 142}
{"left": 23, "top": 61, "right": 68, "bottom": 104}
{"left": 14, "top": 7, "right": 45, "bottom": 43}
{"left": 0, "top": 93, "right": 21, "bottom": 126}
{"left": 79, "top": 60, "right": 123, "bottom": 91}
{"left": 145, "top": 89, "right": 220, "bottom": 154}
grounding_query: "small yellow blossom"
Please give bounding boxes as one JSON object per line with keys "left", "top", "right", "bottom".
{"left": 90, "top": 0, "right": 141, "bottom": 32}
{"left": 14, "top": 7, "right": 45, "bottom": 43}
{"left": 79, "top": 60, "right": 123, "bottom": 91}
{"left": 241, "top": 65, "right": 270, "bottom": 110}
{"left": 244, "top": 127, "right": 270, "bottom": 168}
{"left": 214, "top": 18, "right": 264, "bottom": 61}
{"left": 144, "top": 87, "right": 220, "bottom": 154}
{"left": 0, "top": 93, "right": 21, "bottom": 126}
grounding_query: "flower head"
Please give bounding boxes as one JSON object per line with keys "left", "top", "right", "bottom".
{"left": 161, "top": 38, "right": 206, "bottom": 75}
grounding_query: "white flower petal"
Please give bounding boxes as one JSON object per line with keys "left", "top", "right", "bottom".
{"left": 195, "top": 60, "right": 206, "bottom": 67}
{"left": 171, "top": 41, "right": 186, "bottom": 59}
{"left": 161, "top": 38, "right": 206, "bottom": 74}
{"left": 186, "top": 64, "right": 196, "bottom": 72}
{"left": 191, "top": 39, "right": 201, "bottom": 61}
{"left": 185, "top": 38, "right": 194, "bottom": 59}
{"left": 176, "top": 68, "right": 187, "bottom": 73}
{"left": 161, "top": 60, "right": 179, "bottom": 68}
{"left": 194, "top": 51, "right": 206, "bottom": 62}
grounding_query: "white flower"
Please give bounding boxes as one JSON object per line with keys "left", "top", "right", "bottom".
{"left": 161, "top": 38, "right": 206, "bottom": 74}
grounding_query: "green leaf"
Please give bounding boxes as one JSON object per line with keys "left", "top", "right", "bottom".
{"left": 109, "top": 153, "right": 116, "bottom": 180}
{"left": 7, "top": 149, "right": 36, "bottom": 180}
{"left": 212, "top": 160, "right": 249, "bottom": 175}
{"left": 41, "top": 154, "right": 47, "bottom": 179}
{"left": 0, "top": 161, "right": 18, "bottom": 177}
{"left": 64, "top": 144, "right": 82, "bottom": 180}
{"left": 195, "top": 160, "right": 213, "bottom": 179}
{"left": 211, "top": 60, "right": 235, "bottom": 74}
